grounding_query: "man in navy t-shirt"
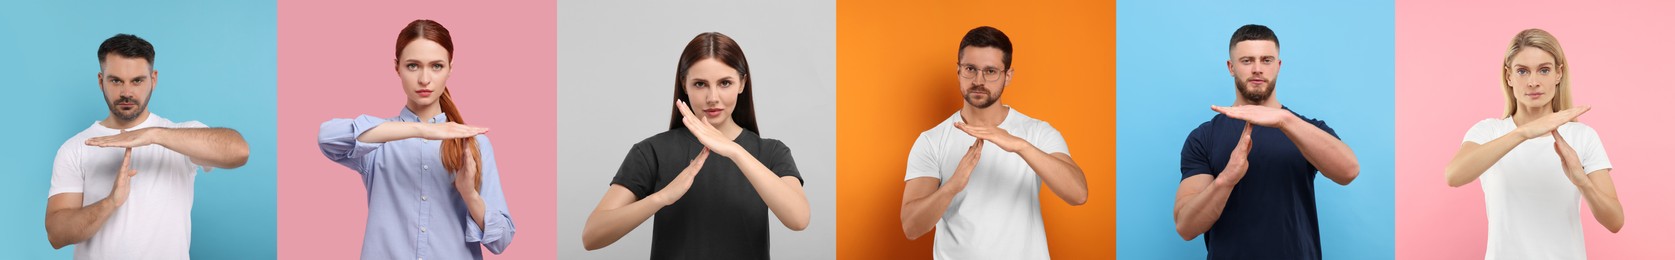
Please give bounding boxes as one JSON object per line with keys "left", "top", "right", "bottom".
{"left": 1171, "top": 24, "right": 1362, "bottom": 260}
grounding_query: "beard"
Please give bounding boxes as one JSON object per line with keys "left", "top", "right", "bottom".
{"left": 1234, "top": 77, "right": 1276, "bottom": 104}
{"left": 963, "top": 84, "right": 1003, "bottom": 109}
{"left": 105, "top": 94, "right": 150, "bottom": 122}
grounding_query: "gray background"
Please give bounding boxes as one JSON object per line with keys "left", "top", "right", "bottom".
{"left": 556, "top": 0, "right": 836, "bottom": 259}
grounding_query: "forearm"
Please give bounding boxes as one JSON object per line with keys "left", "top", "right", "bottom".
{"left": 460, "top": 191, "right": 487, "bottom": 230}
{"left": 45, "top": 199, "right": 118, "bottom": 249}
{"left": 355, "top": 122, "right": 424, "bottom": 143}
{"left": 154, "top": 127, "right": 250, "bottom": 169}
{"left": 732, "top": 155, "right": 810, "bottom": 230}
{"left": 1445, "top": 133, "right": 1523, "bottom": 187}
{"left": 1279, "top": 117, "right": 1359, "bottom": 185}
{"left": 1018, "top": 146, "right": 1087, "bottom": 205}
{"left": 1174, "top": 177, "right": 1234, "bottom": 240}
{"left": 1577, "top": 174, "right": 1624, "bottom": 232}
{"left": 580, "top": 194, "right": 665, "bottom": 251}
{"left": 901, "top": 182, "right": 962, "bottom": 240}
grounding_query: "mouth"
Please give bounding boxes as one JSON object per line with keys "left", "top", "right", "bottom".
{"left": 703, "top": 108, "right": 724, "bottom": 117}
{"left": 1526, "top": 92, "right": 1544, "bottom": 99}
{"left": 1246, "top": 78, "right": 1268, "bottom": 86}
{"left": 416, "top": 89, "right": 434, "bottom": 97}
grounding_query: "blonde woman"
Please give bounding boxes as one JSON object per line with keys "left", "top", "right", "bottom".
{"left": 1443, "top": 28, "right": 1623, "bottom": 259}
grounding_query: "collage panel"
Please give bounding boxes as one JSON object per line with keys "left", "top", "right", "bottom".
{"left": 1117, "top": 1, "right": 1396, "bottom": 259}
{"left": 275, "top": 1, "right": 558, "bottom": 259}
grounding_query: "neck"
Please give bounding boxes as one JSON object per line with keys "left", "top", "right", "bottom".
{"left": 1511, "top": 103, "right": 1553, "bottom": 126}
{"left": 408, "top": 101, "right": 443, "bottom": 122}
{"left": 714, "top": 118, "right": 745, "bottom": 139}
{"left": 100, "top": 111, "right": 149, "bottom": 130}
{"left": 959, "top": 102, "right": 1009, "bottom": 126}
{"left": 1235, "top": 96, "right": 1282, "bottom": 108}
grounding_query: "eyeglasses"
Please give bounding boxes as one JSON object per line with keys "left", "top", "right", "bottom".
{"left": 958, "top": 65, "right": 1007, "bottom": 82}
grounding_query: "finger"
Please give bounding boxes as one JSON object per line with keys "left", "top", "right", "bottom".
{"left": 694, "top": 147, "right": 711, "bottom": 165}
{"left": 1565, "top": 105, "right": 1592, "bottom": 120}
{"left": 121, "top": 148, "right": 133, "bottom": 169}
{"left": 1237, "top": 123, "right": 1254, "bottom": 152}
{"left": 675, "top": 100, "right": 697, "bottom": 119}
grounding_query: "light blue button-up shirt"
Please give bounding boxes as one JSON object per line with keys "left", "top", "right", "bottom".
{"left": 319, "top": 108, "right": 514, "bottom": 260}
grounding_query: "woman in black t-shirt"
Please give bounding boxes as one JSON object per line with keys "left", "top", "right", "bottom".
{"left": 580, "top": 32, "right": 809, "bottom": 259}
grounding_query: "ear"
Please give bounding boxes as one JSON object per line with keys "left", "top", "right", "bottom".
{"left": 1003, "top": 68, "right": 1014, "bottom": 86}
{"left": 393, "top": 59, "right": 401, "bottom": 73}
{"left": 1226, "top": 59, "right": 1236, "bottom": 77}
{"left": 1555, "top": 63, "right": 1565, "bottom": 83}
{"left": 150, "top": 70, "right": 159, "bottom": 86}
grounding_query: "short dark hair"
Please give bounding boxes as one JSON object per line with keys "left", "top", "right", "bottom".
{"left": 959, "top": 26, "right": 1013, "bottom": 68}
{"left": 98, "top": 34, "right": 155, "bottom": 66}
{"left": 1228, "top": 24, "right": 1279, "bottom": 51}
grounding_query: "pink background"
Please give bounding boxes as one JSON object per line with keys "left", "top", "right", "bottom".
{"left": 1396, "top": 1, "right": 1675, "bottom": 258}
{"left": 276, "top": 1, "right": 555, "bottom": 259}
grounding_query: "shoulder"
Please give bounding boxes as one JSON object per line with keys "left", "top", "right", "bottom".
{"left": 1007, "top": 109, "right": 1057, "bottom": 133}
{"left": 917, "top": 112, "right": 962, "bottom": 139}
{"left": 633, "top": 128, "right": 692, "bottom": 149}
{"left": 1560, "top": 122, "right": 1601, "bottom": 139}
{"left": 1469, "top": 117, "right": 1511, "bottom": 131}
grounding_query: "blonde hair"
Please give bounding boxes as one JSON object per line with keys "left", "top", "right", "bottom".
{"left": 1501, "top": 28, "right": 1572, "bottom": 118}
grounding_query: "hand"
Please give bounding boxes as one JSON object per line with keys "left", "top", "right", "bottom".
{"left": 675, "top": 100, "right": 746, "bottom": 158}
{"left": 947, "top": 139, "right": 984, "bottom": 189}
{"left": 1211, "top": 105, "right": 1297, "bottom": 128}
{"left": 651, "top": 148, "right": 709, "bottom": 206}
{"left": 87, "top": 128, "right": 156, "bottom": 148}
{"left": 1552, "top": 130, "right": 1592, "bottom": 190}
{"left": 1515, "top": 106, "right": 1591, "bottom": 139}
{"left": 953, "top": 122, "right": 1030, "bottom": 153}
{"left": 1215, "top": 123, "right": 1254, "bottom": 187}
{"left": 418, "top": 122, "right": 488, "bottom": 140}
{"left": 454, "top": 148, "right": 481, "bottom": 194}
{"left": 108, "top": 148, "right": 139, "bottom": 206}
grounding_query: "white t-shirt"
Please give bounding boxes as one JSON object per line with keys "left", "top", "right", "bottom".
{"left": 905, "top": 107, "right": 1070, "bottom": 260}
{"left": 49, "top": 113, "right": 207, "bottom": 260}
{"left": 1462, "top": 117, "right": 1611, "bottom": 260}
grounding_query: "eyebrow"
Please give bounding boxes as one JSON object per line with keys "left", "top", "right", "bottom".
{"left": 1512, "top": 62, "right": 1555, "bottom": 68}
{"left": 105, "top": 75, "right": 149, "bottom": 81}
{"left": 959, "top": 63, "right": 1001, "bottom": 70}
{"left": 403, "top": 59, "right": 447, "bottom": 63}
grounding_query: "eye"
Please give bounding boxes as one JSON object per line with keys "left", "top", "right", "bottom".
{"left": 718, "top": 80, "right": 732, "bottom": 87}
{"left": 693, "top": 81, "right": 706, "bottom": 88}
{"left": 108, "top": 79, "right": 120, "bottom": 84}
{"left": 132, "top": 79, "right": 144, "bottom": 84}
{"left": 984, "top": 69, "right": 998, "bottom": 75}
{"left": 405, "top": 63, "right": 418, "bottom": 70}
{"left": 963, "top": 66, "right": 977, "bottom": 73}
{"left": 1538, "top": 67, "right": 1551, "bottom": 74}
{"left": 431, "top": 64, "right": 444, "bottom": 70}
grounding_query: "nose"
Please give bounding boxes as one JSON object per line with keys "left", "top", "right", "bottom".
{"left": 705, "top": 86, "right": 721, "bottom": 105}
{"left": 418, "top": 70, "right": 432, "bottom": 86}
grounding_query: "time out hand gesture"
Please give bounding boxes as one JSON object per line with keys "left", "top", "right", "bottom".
{"left": 1515, "top": 106, "right": 1590, "bottom": 140}
{"left": 1211, "top": 105, "right": 1296, "bottom": 128}
{"left": 1216, "top": 123, "right": 1254, "bottom": 187}
{"left": 1552, "top": 131, "right": 1592, "bottom": 190}
{"left": 454, "top": 148, "right": 482, "bottom": 193}
{"left": 947, "top": 139, "right": 983, "bottom": 189}
{"left": 651, "top": 148, "right": 710, "bottom": 206}
{"left": 676, "top": 100, "right": 747, "bottom": 158}
{"left": 954, "top": 122, "right": 1030, "bottom": 153}
{"left": 109, "top": 148, "right": 139, "bottom": 206}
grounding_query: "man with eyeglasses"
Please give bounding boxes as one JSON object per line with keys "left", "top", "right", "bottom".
{"left": 899, "top": 26, "right": 1089, "bottom": 260}
{"left": 1171, "top": 24, "right": 1360, "bottom": 259}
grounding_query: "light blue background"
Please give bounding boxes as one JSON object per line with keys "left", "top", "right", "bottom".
{"left": 1117, "top": 0, "right": 1394, "bottom": 259}
{"left": 0, "top": 1, "right": 277, "bottom": 259}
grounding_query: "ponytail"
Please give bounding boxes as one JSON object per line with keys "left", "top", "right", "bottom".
{"left": 439, "top": 89, "right": 482, "bottom": 190}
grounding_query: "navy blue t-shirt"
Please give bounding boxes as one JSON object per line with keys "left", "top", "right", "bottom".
{"left": 1179, "top": 106, "right": 1338, "bottom": 260}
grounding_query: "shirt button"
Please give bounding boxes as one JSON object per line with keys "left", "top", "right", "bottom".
{"left": 423, "top": 165, "right": 429, "bottom": 170}
{"left": 421, "top": 195, "right": 428, "bottom": 201}
{"left": 420, "top": 226, "right": 427, "bottom": 233}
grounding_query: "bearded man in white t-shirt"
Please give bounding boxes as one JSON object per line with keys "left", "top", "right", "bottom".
{"left": 44, "top": 34, "right": 251, "bottom": 259}
{"left": 899, "top": 26, "right": 1090, "bottom": 260}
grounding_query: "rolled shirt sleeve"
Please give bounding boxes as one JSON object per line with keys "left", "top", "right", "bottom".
{"left": 318, "top": 115, "right": 388, "bottom": 174}
{"left": 463, "top": 135, "right": 515, "bottom": 254}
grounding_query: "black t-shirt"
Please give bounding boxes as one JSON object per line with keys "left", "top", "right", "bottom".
{"left": 611, "top": 128, "right": 803, "bottom": 260}
{"left": 1179, "top": 107, "right": 1337, "bottom": 260}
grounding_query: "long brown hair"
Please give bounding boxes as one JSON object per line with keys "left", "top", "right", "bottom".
{"left": 397, "top": 19, "right": 481, "bottom": 188}
{"left": 670, "top": 32, "right": 758, "bottom": 134}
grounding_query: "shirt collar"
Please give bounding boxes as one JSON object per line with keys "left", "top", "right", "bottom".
{"left": 398, "top": 107, "right": 449, "bottom": 123}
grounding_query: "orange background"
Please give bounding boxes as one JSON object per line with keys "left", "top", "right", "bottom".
{"left": 836, "top": 1, "right": 1115, "bottom": 259}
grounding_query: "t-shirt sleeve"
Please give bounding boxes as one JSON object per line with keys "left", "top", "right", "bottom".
{"left": 1180, "top": 124, "right": 1213, "bottom": 181}
{"left": 610, "top": 142, "right": 659, "bottom": 200}
{"left": 48, "top": 143, "right": 83, "bottom": 197}
{"left": 761, "top": 139, "right": 803, "bottom": 186}
{"left": 1462, "top": 118, "right": 1502, "bottom": 145}
{"left": 1034, "top": 123, "right": 1071, "bottom": 156}
{"left": 1570, "top": 124, "right": 1613, "bottom": 174}
{"left": 905, "top": 132, "right": 941, "bottom": 181}
{"left": 173, "top": 121, "right": 210, "bottom": 171}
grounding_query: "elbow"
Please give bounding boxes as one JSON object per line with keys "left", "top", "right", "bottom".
{"left": 783, "top": 218, "right": 808, "bottom": 232}
{"left": 1174, "top": 223, "right": 1197, "bottom": 241}
{"left": 1444, "top": 168, "right": 1468, "bottom": 188}
{"left": 227, "top": 146, "right": 251, "bottom": 169}
{"left": 580, "top": 233, "right": 607, "bottom": 251}
{"left": 1332, "top": 162, "right": 1360, "bottom": 186}
{"left": 1067, "top": 193, "right": 1088, "bottom": 206}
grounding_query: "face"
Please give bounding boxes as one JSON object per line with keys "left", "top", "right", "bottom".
{"left": 99, "top": 54, "right": 155, "bottom": 122}
{"left": 1505, "top": 48, "right": 1562, "bottom": 110}
{"left": 1227, "top": 40, "right": 1280, "bottom": 103}
{"left": 396, "top": 39, "right": 451, "bottom": 108}
{"left": 957, "top": 46, "right": 1011, "bottom": 109}
{"left": 684, "top": 58, "right": 744, "bottom": 127}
